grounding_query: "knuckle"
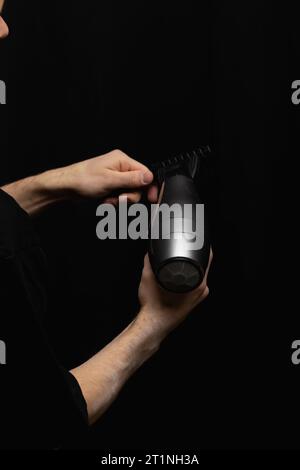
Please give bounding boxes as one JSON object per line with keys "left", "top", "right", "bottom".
{"left": 113, "top": 149, "right": 127, "bottom": 159}
{"left": 203, "top": 286, "right": 210, "bottom": 298}
{"left": 198, "top": 281, "right": 207, "bottom": 294}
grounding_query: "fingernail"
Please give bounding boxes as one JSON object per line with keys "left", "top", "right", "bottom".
{"left": 142, "top": 172, "right": 153, "bottom": 185}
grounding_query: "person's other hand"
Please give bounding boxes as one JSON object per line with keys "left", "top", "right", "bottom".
{"left": 55, "top": 149, "right": 159, "bottom": 204}
{"left": 1, "top": 149, "right": 158, "bottom": 216}
{"left": 137, "top": 250, "right": 213, "bottom": 339}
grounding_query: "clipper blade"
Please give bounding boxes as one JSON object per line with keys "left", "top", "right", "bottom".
{"left": 150, "top": 145, "right": 211, "bottom": 186}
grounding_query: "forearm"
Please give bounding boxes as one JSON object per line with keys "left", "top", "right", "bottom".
{"left": 70, "top": 310, "right": 166, "bottom": 425}
{"left": 1, "top": 169, "right": 68, "bottom": 216}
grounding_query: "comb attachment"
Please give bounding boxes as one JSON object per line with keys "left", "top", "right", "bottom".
{"left": 150, "top": 145, "right": 211, "bottom": 186}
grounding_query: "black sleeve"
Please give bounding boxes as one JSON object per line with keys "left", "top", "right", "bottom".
{"left": 0, "top": 189, "right": 88, "bottom": 449}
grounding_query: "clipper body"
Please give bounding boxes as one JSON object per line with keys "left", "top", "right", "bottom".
{"left": 149, "top": 147, "right": 211, "bottom": 293}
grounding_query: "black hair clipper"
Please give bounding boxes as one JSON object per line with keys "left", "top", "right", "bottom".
{"left": 149, "top": 146, "right": 211, "bottom": 293}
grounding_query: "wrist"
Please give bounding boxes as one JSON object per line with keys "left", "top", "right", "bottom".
{"left": 37, "top": 167, "right": 71, "bottom": 201}
{"left": 1, "top": 169, "right": 69, "bottom": 216}
{"left": 23, "top": 170, "right": 67, "bottom": 215}
{"left": 134, "top": 307, "right": 172, "bottom": 345}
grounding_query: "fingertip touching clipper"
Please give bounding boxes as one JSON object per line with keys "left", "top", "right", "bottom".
{"left": 149, "top": 146, "right": 211, "bottom": 293}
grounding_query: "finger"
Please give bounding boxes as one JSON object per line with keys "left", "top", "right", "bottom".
{"left": 147, "top": 184, "right": 159, "bottom": 203}
{"left": 102, "top": 196, "right": 119, "bottom": 206}
{"left": 205, "top": 248, "right": 214, "bottom": 276}
{"left": 108, "top": 169, "right": 153, "bottom": 191}
{"left": 202, "top": 286, "right": 210, "bottom": 299}
{"left": 144, "top": 253, "right": 150, "bottom": 267}
{"left": 143, "top": 254, "right": 153, "bottom": 274}
{"left": 197, "top": 249, "right": 213, "bottom": 292}
{"left": 118, "top": 191, "right": 142, "bottom": 204}
{"left": 115, "top": 151, "right": 153, "bottom": 175}
{"left": 204, "top": 248, "right": 213, "bottom": 282}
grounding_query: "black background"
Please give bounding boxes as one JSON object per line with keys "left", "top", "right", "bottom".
{"left": 0, "top": 0, "right": 299, "bottom": 450}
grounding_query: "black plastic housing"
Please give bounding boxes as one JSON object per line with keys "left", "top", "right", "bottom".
{"left": 149, "top": 147, "right": 211, "bottom": 293}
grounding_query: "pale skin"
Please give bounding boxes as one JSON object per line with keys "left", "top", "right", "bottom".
{"left": 0, "top": 1, "right": 212, "bottom": 426}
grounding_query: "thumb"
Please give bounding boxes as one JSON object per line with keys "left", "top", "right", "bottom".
{"left": 109, "top": 169, "right": 153, "bottom": 190}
